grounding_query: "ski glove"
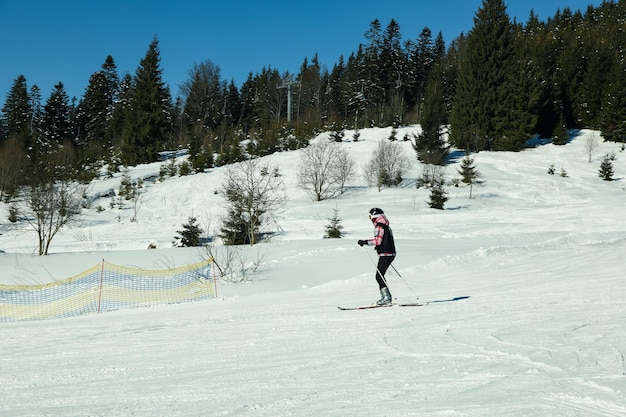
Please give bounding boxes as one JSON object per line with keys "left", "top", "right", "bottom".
{"left": 357, "top": 239, "right": 367, "bottom": 247}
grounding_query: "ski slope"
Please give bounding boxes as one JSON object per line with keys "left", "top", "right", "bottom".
{"left": 1, "top": 127, "right": 625, "bottom": 416}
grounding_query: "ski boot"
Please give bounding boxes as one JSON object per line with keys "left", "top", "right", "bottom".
{"left": 376, "top": 287, "right": 392, "bottom": 306}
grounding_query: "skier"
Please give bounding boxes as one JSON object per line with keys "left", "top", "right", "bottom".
{"left": 357, "top": 208, "right": 396, "bottom": 305}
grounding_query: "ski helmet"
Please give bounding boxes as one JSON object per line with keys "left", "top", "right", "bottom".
{"left": 369, "top": 207, "right": 384, "bottom": 219}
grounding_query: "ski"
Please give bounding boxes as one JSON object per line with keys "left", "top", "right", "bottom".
{"left": 338, "top": 302, "right": 423, "bottom": 310}
{"left": 338, "top": 304, "right": 393, "bottom": 310}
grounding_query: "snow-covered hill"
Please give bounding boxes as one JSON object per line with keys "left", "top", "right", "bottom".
{"left": 1, "top": 127, "right": 625, "bottom": 416}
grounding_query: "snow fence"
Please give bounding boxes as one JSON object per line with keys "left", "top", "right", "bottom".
{"left": 0, "top": 259, "right": 217, "bottom": 322}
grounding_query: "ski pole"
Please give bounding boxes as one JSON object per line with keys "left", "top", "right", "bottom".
{"left": 361, "top": 245, "right": 390, "bottom": 288}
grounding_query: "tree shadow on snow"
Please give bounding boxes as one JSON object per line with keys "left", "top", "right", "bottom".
{"left": 525, "top": 130, "right": 579, "bottom": 149}
{"left": 446, "top": 149, "right": 466, "bottom": 164}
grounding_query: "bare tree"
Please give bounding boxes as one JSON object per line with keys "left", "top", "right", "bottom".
{"left": 200, "top": 243, "right": 266, "bottom": 283}
{"left": 20, "top": 180, "right": 86, "bottom": 255}
{"left": 333, "top": 148, "right": 355, "bottom": 194}
{"left": 364, "top": 140, "right": 411, "bottom": 191}
{"left": 584, "top": 133, "right": 600, "bottom": 163}
{"left": 297, "top": 141, "right": 354, "bottom": 201}
{"left": 220, "top": 158, "right": 286, "bottom": 245}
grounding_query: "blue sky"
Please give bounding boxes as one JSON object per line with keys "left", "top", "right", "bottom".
{"left": 0, "top": 0, "right": 603, "bottom": 102}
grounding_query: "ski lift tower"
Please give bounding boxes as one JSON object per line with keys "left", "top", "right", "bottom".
{"left": 278, "top": 75, "right": 300, "bottom": 123}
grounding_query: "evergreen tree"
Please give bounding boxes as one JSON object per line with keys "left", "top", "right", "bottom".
{"left": 324, "top": 208, "right": 344, "bottom": 239}
{"left": 440, "top": 36, "right": 462, "bottom": 124}
{"left": 523, "top": 10, "right": 558, "bottom": 139}
{"left": 600, "top": 60, "right": 626, "bottom": 143}
{"left": 379, "top": 19, "right": 406, "bottom": 125}
{"left": 449, "top": 0, "right": 519, "bottom": 151}
{"left": 220, "top": 205, "right": 255, "bottom": 246}
{"left": 598, "top": 153, "right": 614, "bottom": 181}
{"left": 552, "top": 8, "right": 586, "bottom": 129}
{"left": 238, "top": 73, "right": 258, "bottom": 134}
{"left": 223, "top": 79, "right": 242, "bottom": 128}
{"left": 1, "top": 83, "right": 30, "bottom": 197}
{"left": 174, "top": 216, "right": 204, "bottom": 247}
{"left": 361, "top": 19, "right": 385, "bottom": 125}
{"left": 1, "top": 75, "right": 33, "bottom": 148}
{"left": 77, "top": 72, "right": 109, "bottom": 146}
{"left": 121, "top": 37, "right": 173, "bottom": 166}
{"left": 101, "top": 55, "right": 120, "bottom": 115}
{"left": 578, "top": 49, "right": 613, "bottom": 129}
{"left": 494, "top": 23, "right": 540, "bottom": 150}
{"left": 325, "top": 55, "right": 347, "bottom": 122}
{"left": 75, "top": 56, "right": 119, "bottom": 156}
{"left": 457, "top": 156, "right": 480, "bottom": 198}
{"left": 405, "top": 27, "right": 436, "bottom": 118}
{"left": 341, "top": 49, "right": 369, "bottom": 128}
{"left": 107, "top": 72, "right": 132, "bottom": 154}
{"left": 297, "top": 54, "right": 324, "bottom": 124}
{"left": 0, "top": 78, "right": 33, "bottom": 195}
{"left": 413, "top": 62, "right": 448, "bottom": 165}
{"left": 35, "top": 82, "right": 75, "bottom": 181}
{"left": 428, "top": 177, "right": 448, "bottom": 210}
{"left": 552, "top": 113, "right": 569, "bottom": 145}
{"left": 41, "top": 82, "right": 72, "bottom": 146}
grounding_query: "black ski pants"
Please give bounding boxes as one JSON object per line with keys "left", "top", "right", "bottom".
{"left": 375, "top": 255, "right": 395, "bottom": 289}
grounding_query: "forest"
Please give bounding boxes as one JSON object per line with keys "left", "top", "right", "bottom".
{"left": 0, "top": 0, "right": 624, "bottom": 198}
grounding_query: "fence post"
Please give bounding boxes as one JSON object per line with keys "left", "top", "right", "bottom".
{"left": 97, "top": 259, "right": 105, "bottom": 314}
{"left": 210, "top": 257, "right": 218, "bottom": 298}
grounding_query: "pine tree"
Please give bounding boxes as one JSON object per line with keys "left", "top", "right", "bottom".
{"left": 600, "top": 61, "right": 626, "bottom": 143}
{"left": 552, "top": 113, "right": 569, "bottom": 146}
{"left": 457, "top": 156, "right": 480, "bottom": 198}
{"left": 41, "top": 82, "right": 73, "bottom": 147}
{"left": 106, "top": 72, "right": 132, "bottom": 156}
{"left": 75, "top": 56, "right": 119, "bottom": 155}
{"left": 449, "top": 0, "right": 517, "bottom": 151}
{"left": 360, "top": 19, "right": 386, "bottom": 125}
{"left": 223, "top": 80, "right": 242, "bottom": 128}
{"left": 1, "top": 75, "right": 33, "bottom": 148}
{"left": 414, "top": 62, "right": 448, "bottom": 165}
{"left": 405, "top": 27, "right": 436, "bottom": 117}
{"left": 1, "top": 77, "right": 36, "bottom": 195}
{"left": 578, "top": 49, "right": 612, "bottom": 129}
{"left": 552, "top": 8, "right": 586, "bottom": 129}
{"left": 324, "top": 208, "right": 344, "bottom": 239}
{"left": 118, "top": 168, "right": 134, "bottom": 201}
{"left": 493, "top": 23, "right": 541, "bottom": 150}
{"left": 428, "top": 177, "right": 448, "bottom": 210}
{"left": 379, "top": 19, "right": 406, "bottom": 125}
{"left": 174, "top": 216, "right": 204, "bottom": 247}
{"left": 598, "top": 154, "right": 614, "bottom": 181}
{"left": 121, "top": 37, "right": 173, "bottom": 166}
{"left": 297, "top": 54, "right": 324, "bottom": 123}
{"left": 76, "top": 72, "right": 108, "bottom": 146}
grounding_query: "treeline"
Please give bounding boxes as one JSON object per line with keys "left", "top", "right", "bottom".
{"left": 0, "top": 0, "right": 624, "bottom": 198}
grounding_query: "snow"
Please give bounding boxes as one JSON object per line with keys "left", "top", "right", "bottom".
{"left": 1, "top": 127, "right": 625, "bottom": 416}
